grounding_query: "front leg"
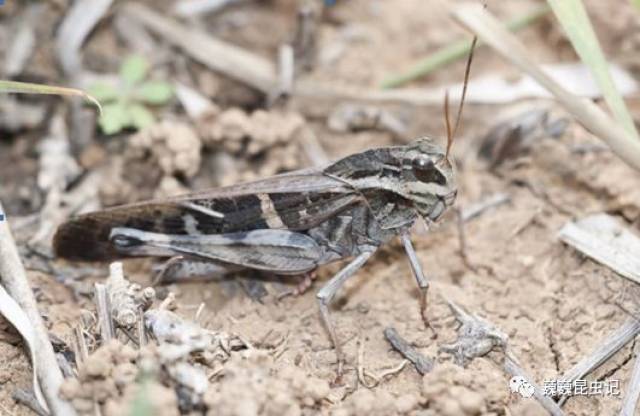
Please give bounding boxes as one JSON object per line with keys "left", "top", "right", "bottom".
{"left": 400, "top": 232, "right": 436, "bottom": 334}
{"left": 316, "top": 250, "right": 375, "bottom": 378}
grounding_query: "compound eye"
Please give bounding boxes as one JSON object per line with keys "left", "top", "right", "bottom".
{"left": 412, "top": 157, "right": 446, "bottom": 185}
{"left": 413, "top": 157, "right": 434, "bottom": 170}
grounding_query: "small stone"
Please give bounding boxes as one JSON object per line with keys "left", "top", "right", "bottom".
{"left": 117, "top": 344, "right": 138, "bottom": 363}
{"left": 59, "top": 377, "right": 81, "bottom": 400}
{"left": 305, "top": 379, "right": 330, "bottom": 402}
{"left": 112, "top": 363, "right": 138, "bottom": 389}
{"left": 440, "top": 399, "right": 462, "bottom": 416}
{"left": 84, "top": 354, "right": 111, "bottom": 378}
{"left": 72, "top": 398, "right": 94, "bottom": 413}
{"left": 594, "top": 305, "right": 615, "bottom": 320}
{"left": 395, "top": 393, "right": 418, "bottom": 413}
{"left": 458, "top": 389, "right": 484, "bottom": 415}
{"left": 91, "top": 378, "right": 118, "bottom": 402}
{"left": 330, "top": 408, "right": 350, "bottom": 416}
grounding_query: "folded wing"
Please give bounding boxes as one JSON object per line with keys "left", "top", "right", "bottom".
{"left": 54, "top": 172, "right": 360, "bottom": 261}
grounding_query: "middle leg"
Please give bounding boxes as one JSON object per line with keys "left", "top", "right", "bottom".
{"left": 401, "top": 231, "right": 436, "bottom": 335}
{"left": 316, "top": 249, "right": 375, "bottom": 378}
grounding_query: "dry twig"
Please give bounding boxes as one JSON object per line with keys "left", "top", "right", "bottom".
{"left": 383, "top": 327, "right": 433, "bottom": 375}
{"left": 557, "top": 317, "right": 640, "bottom": 406}
{"left": 451, "top": 3, "right": 640, "bottom": 171}
{"left": 503, "top": 353, "right": 565, "bottom": 416}
{"left": 173, "top": 0, "right": 242, "bottom": 17}
{"left": 620, "top": 339, "right": 640, "bottom": 415}
{"left": 293, "top": 3, "right": 318, "bottom": 72}
{"left": 4, "top": 4, "right": 42, "bottom": 77}
{"left": 94, "top": 283, "right": 115, "bottom": 342}
{"left": 124, "top": 3, "right": 276, "bottom": 93}
{"left": 55, "top": 0, "right": 113, "bottom": 76}
{"left": 0, "top": 201, "right": 76, "bottom": 415}
{"left": 460, "top": 193, "right": 510, "bottom": 222}
{"left": 278, "top": 44, "right": 295, "bottom": 97}
{"left": 122, "top": 3, "right": 450, "bottom": 109}
{"left": 12, "top": 389, "right": 48, "bottom": 416}
{"left": 0, "top": 285, "right": 47, "bottom": 412}
{"left": 357, "top": 337, "right": 408, "bottom": 389}
{"left": 444, "top": 300, "right": 564, "bottom": 416}
{"left": 558, "top": 214, "right": 640, "bottom": 285}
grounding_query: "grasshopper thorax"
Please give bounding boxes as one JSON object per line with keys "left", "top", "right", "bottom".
{"left": 323, "top": 138, "right": 457, "bottom": 224}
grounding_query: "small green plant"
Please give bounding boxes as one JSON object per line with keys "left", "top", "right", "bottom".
{"left": 128, "top": 375, "right": 153, "bottom": 416}
{"left": 90, "top": 55, "right": 173, "bottom": 135}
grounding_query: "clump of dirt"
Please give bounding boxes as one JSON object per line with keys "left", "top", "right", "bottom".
{"left": 332, "top": 388, "right": 405, "bottom": 416}
{"left": 422, "top": 361, "right": 508, "bottom": 416}
{"left": 129, "top": 121, "right": 203, "bottom": 179}
{"left": 57, "top": 306, "right": 328, "bottom": 416}
{"left": 198, "top": 107, "right": 308, "bottom": 185}
{"left": 52, "top": 264, "right": 249, "bottom": 416}
{"left": 200, "top": 108, "right": 305, "bottom": 155}
{"left": 204, "top": 350, "right": 330, "bottom": 416}
{"left": 97, "top": 108, "right": 310, "bottom": 205}
{"left": 105, "top": 379, "right": 180, "bottom": 416}
{"left": 59, "top": 340, "right": 141, "bottom": 415}
{"left": 59, "top": 325, "right": 244, "bottom": 415}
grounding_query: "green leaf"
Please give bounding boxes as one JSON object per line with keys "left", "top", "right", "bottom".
{"left": 120, "top": 55, "right": 149, "bottom": 86}
{"left": 136, "top": 81, "right": 173, "bottom": 104}
{"left": 129, "top": 104, "right": 155, "bottom": 130}
{"left": 548, "top": 0, "right": 639, "bottom": 139}
{"left": 99, "top": 102, "right": 131, "bottom": 135}
{"left": 88, "top": 82, "right": 119, "bottom": 102}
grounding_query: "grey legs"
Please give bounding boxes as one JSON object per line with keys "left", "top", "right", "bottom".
{"left": 316, "top": 250, "right": 375, "bottom": 377}
{"left": 401, "top": 232, "right": 434, "bottom": 332}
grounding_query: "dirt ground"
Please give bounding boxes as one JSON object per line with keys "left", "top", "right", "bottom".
{"left": 2, "top": 0, "right": 640, "bottom": 415}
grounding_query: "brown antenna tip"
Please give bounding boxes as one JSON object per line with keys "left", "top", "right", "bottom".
{"left": 444, "top": 90, "right": 453, "bottom": 159}
{"left": 445, "top": 35, "right": 478, "bottom": 160}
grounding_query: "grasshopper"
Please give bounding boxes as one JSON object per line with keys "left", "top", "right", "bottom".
{"left": 54, "top": 139, "right": 455, "bottom": 372}
{"left": 54, "top": 40, "right": 477, "bottom": 377}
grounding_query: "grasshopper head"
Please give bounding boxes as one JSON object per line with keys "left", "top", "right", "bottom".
{"left": 401, "top": 35, "right": 475, "bottom": 222}
{"left": 400, "top": 138, "right": 457, "bottom": 221}
{"left": 324, "top": 137, "right": 457, "bottom": 223}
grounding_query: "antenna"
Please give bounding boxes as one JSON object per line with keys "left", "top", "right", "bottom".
{"left": 444, "top": 91, "right": 452, "bottom": 153}
{"left": 445, "top": 36, "right": 478, "bottom": 159}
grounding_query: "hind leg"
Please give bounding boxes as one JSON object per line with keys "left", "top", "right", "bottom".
{"left": 153, "top": 257, "right": 269, "bottom": 301}
{"left": 277, "top": 270, "right": 318, "bottom": 299}
{"left": 153, "top": 256, "right": 238, "bottom": 285}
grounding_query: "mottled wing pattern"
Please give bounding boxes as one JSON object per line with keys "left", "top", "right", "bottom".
{"left": 53, "top": 172, "right": 361, "bottom": 261}
{"left": 111, "top": 228, "right": 322, "bottom": 273}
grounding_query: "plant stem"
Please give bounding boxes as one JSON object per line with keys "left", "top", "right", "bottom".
{"left": 0, "top": 201, "right": 77, "bottom": 416}
{"left": 0, "top": 80, "right": 102, "bottom": 114}
{"left": 380, "top": 4, "right": 550, "bottom": 89}
{"left": 547, "top": 0, "right": 639, "bottom": 140}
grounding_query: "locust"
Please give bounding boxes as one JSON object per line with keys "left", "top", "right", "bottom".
{"left": 54, "top": 40, "right": 477, "bottom": 377}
